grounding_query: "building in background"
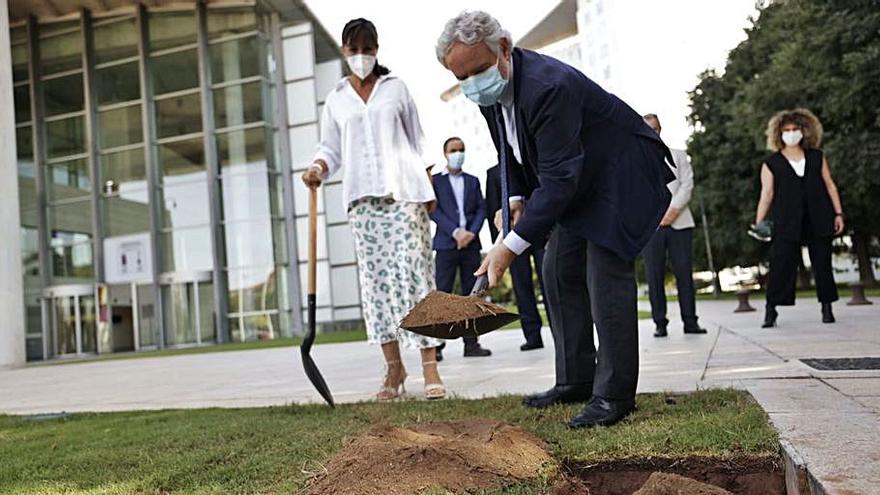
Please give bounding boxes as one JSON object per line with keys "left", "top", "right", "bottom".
{"left": 2, "top": 0, "right": 362, "bottom": 364}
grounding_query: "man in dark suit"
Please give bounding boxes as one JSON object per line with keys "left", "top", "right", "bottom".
{"left": 486, "top": 164, "right": 548, "bottom": 351}
{"left": 430, "top": 137, "right": 492, "bottom": 358}
{"left": 437, "top": 11, "right": 673, "bottom": 427}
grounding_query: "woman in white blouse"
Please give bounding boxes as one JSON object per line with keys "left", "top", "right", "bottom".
{"left": 302, "top": 18, "right": 445, "bottom": 401}
{"left": 753, "top": 108, "right": 844, "bottom": 328}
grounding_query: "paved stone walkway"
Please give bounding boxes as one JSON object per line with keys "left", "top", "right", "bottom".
{"left": 1, "top": 296, "right": 878, "bottom": 493}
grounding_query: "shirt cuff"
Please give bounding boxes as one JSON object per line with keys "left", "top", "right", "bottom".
{"left": 509, "top": 196, "right": 524, "bottom": 204}
{"left": 452, "top": 228, "right": 461, "bottom": 238}
{"left": 503, "top": 231, "right": 531, "bottom": 256}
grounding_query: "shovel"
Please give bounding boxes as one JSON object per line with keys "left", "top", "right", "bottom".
{"left": 300, "top": 186, "right": 334, "bottom": 407}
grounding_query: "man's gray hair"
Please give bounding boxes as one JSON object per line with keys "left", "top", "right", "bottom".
{"left": 436, "top": 11, "right": 512, "bottom": 68}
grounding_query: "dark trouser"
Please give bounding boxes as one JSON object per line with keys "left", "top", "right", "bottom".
{"left": 543, "top": 227, "right": 639, "bottom": 400}
{"left": 435, "top": 247, "right": 482, "bottom": 346}
{"left": 510, "top": 246, "right": 549, "bottom": 345}
{"left": 643, "top": 227, "right": 700, "bottom": 330}
{"left": 766, "top": 236, "right": 838, "bottom": 306}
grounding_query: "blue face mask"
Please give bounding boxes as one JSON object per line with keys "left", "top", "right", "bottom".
{"left": 460, "top": 59, "right": 509, "bottom": 107}
{"left": 447, "top": 151, "right": 465, "bottom": 170}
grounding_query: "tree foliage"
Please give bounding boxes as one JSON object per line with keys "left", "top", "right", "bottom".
{"left": 687, "top": 0, "right": 880, "bottom": 281}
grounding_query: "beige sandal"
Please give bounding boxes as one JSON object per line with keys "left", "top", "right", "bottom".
{"left": 376, "top": 360, "right": 407, "bottom": 401}
{"left": 422, "top": 361, "right": 446, "bottom": 400}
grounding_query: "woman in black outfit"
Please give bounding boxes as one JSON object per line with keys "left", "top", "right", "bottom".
{"left": 753, "top": 109, "right": 845, "bottom": 327}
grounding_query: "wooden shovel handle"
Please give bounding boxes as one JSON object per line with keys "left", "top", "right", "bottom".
{"left": 308, "top": 186, "right": 317, "bottom": 296}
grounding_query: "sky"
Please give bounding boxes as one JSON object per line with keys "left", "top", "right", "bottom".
{"left": 304, "top": 0, "right": 758, "bottom": 169}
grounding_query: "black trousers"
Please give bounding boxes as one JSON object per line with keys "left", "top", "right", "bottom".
{"left": 643, "top": 227, "right": 700, "bottom": 329}
{"left": 543, "top": 227, "right": 639, "bottom": 400}
{"left": 766, "top": 236, "right": 838, "bottom": 306}
{"left": 510, "top": 246, "right": 549, "bottom": 345}
{"left": 435, "top": 247, "right": 482, "bottom": 346}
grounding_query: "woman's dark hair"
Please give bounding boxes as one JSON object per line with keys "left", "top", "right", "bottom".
{"left": 341, "top": 18, "right": 390, "bottom": 77}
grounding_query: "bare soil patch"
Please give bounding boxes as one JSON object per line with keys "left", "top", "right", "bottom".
{"left": 306, "top": 419, "right": 553, "bottom": 495}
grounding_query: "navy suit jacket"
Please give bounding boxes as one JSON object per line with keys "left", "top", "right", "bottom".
{"left": 480, "top": 48, "right": 674, "bottom": 261}
{"left": 430, "top": 172, "right": 486, "bottom": 251}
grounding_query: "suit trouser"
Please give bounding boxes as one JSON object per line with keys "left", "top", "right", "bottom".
{"left": 510, "top": 246, "right": 549, "bottom": 344}
{"left": 435, "top": 247, "right": 482, "bottom": 346}
{"left": 643, "top": 226, "right": 700, "bottom": 329}
{"left": 766, "top": 236, "right": 838, "bottom": 306}
{"left": 543, "top": 227, "right": 639, "bottom": 400}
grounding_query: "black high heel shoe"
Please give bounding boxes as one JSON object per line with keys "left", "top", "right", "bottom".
{"left": 762, "top": 305, "right": 778, "bottom": 328}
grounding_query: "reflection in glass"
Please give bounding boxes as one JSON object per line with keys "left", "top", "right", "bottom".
{"left": 17, "top": 127, "right": 34, "bottom": 178}
{"left": 43, "top": 74, "right": 84, "bottom": 116}
{"left": 137, "top": 284, "right": 158, "bottom": 348}
{"left": 288, "top": 123, "right": 318, "bottom": 171}
{"left": 151, "top": 50, "right": 200, "bottom": 95}
{"left": 198, "top": 282, "right": 215, "bottom": 342}
{"left": 229, "top": 313, "right": 279, "bottom": 342}
{"left": 96, "top": 61, "right": 140, "bottom": 105}
{"left": 40, "top": 30, "right": 82, "bottom": 75}
{"left": 48, "top": 203, "right": 93, "bottom": 240}
{"left": 161, "top": 181, "right": 210, "bottom": 228}
{"left": 20, "top": 227, "right": 40, "bottom": 277}
{"left": 210, "top": 36, "right": 260, "bottom": 83}
{"left": 161, "top": 227, "right": 213, "bottom": 272}
{"left": 156, "top": 92, "right": 202, "bottom": 138}
{"left": 217, "top": 127, "right": 266, "bottom": 170}
{"left": 158, "top": 138, "right": 205, "bottom": 180}
{"left": 46, "top": 116, "right": 86, "bottom": 158}
{"left": 162, "top": 283, "right": 195, "bottom": 345}
{"left": 104, "top": 196, "right": 152, "bottom": 237}
{"left": 207, "top": 9, "right": 257, "bottom": 39}
{"left": 149, "top": 12, "right": 197, "bottom": 52}
{"left": 102, "top": 148, "right": 147, "bottom": 193}
{"left": 80, "top": 295, "right": 97, "bottom": 353}
{"left": 94, "top": 18, "right": 138, "bottom": 64}
{"left": 225, "top": 219, "right": 274, "bottom": 268}
{"left": 12, "top": 42, "right": 29, "bottom": 81}
{"left": 14, "top": 84, "right": 30, "bottom": 123}
{"left": 47, "top": 158, "right": 90, "bottom": 201}
{"left": 99, "top": 105, "right": 143, "bottom": 148}
{"left": 222, "top": 172, "right": 269, "bottom": 221}
{"left": 214, "top": 82, "right": 263, "bottom": 129}
{"left": 54, "top": 296, "right": 77, "bottom": 354}
{"left": 50, "top": 240, "right": 94, "bottom": 280}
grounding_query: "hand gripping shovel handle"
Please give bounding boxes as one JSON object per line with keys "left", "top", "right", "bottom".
{"left": 301, "top": 186, "right": 334, "bottom": 407}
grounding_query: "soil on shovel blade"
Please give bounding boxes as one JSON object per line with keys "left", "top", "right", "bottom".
{"left": 400, "top": 291, "right": 510, "bottom": 328}
{"left": 306, "top": 419, "right": 553, "bottom": 495}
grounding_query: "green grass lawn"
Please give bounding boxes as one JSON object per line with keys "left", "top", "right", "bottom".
{"left": 0, "top": 389, "right": 777, "bottom": 495}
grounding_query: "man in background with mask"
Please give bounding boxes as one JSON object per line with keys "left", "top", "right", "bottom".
{"left": 436, "top": 11, "right": 673, "bottom": 428}
{"left": 430, "top": 137, "right": 492, "bottom": 359}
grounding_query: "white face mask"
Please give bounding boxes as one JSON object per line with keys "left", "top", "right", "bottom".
{"left": 447, "top": 151, "right": 465, "bottom": 170}
{"left": 346, "top": 54, "right": 376, "bottom": 80}
{"left": 781, "top": 129, "right": 803, "bottom": 147}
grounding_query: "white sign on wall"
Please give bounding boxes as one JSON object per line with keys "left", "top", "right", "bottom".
{"left": 104, "top": 233, "right": 153, "bottom": 284}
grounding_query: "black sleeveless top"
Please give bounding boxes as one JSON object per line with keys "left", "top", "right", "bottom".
{"left": 765, "top": 148, "right": 834, "bottom": 242}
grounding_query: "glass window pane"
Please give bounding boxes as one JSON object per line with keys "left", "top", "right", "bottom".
{"left": 162, "top": 181, "right": 210, "bottom": 228}
{"left": 43, "top": 73, "right": 84, "bottom": 116}
{"left": 47, "top": 158, "right": 90, "bottom": 202}
{"left": 222, "top": 172, "right": 270, "bottom": 222}
{"left": 21, "top": 227, "right": 40, "bottom": 277}
{"left": 299, "top": 260, "right": 330, "bottom": 306}
{"left": 94, "top": 18, "right": 138, "bottom": 64}
{"left": 137, "top": 285, "right": 158, "bottom": 348}
{"left": 331, "top": 265, "right": 360, "bottom": 306}
{"left": 158, "top": 138, "right": 205, "bottom": 181}
{"left": 12, "top": 42, "right": 29, "bottom": 81}
{"left": 80, "top": 295, "right": 98, "bottom": 353}
{"left": 96, "top": 61, "right": 141, "bottom": 106}
{"left": 156, "top": 92, "right": 202, "bottom": 138}
{"left": 162, "top": 283, "right": 195, "bottom": 345}
{"left": 328, "top": 224, "right": 356, "bottom": 265}
{"left": 104, "top": 196, "right": 152, "bottom": 237}
{"left": 229, "top": 313, "right": 279, "bottom": 343}
{"left": 46, "top": 116, "right": 86, "bottom": 158}
{"left": 17, "top": 126, "right": 34, "bottom": 164}
{"left": 51, "top": 241, "right": 94, "bottom": 280}
{"left": 217, "top": 127, "right": 267, "bottom": 171}
{"left": 151, "top": 49, "right": 200, "bottom": 95}
{"left": 210, "top": 36, "right": 260, "bottom": 83}
{"left": 14, "top": 84, "right": 31, "bottom": 123}
{"left": 48, "top": 203, "right": 94, "bottom": 249}
{"left": 288, "top": 123, "right": 318, "bottom": 171}
{"left": 286, "top": 79, "right": 317, "bottom": 125}
{"left": 198, "top": 281, "right": 215, "bottom": 342}
{"left": 99, "top": 105, "right": 143, "bottom": 149}
{"left": 101, "top": 148, "right": 148, "bottom": 195}
{"left": 273, "top": 219, "right": 287, "bottom": 264}
{"left": 225, "top": 219, "right": 275, "bottom": 268}
{"left": 213, "top": 82, "right": 263, "bottom": 129}
{"left": 40, "top": 30, "right": 82, "bottom": 75}
{"left": 282, "top": 35, "right": 314, "bottom": 81}
{"left": 149, "top": 12, "right": 196, "bottom": 52}
{"left": 296, "top": 214, "right": 326, "bottom": 260}
{"left": 161, "top": 227, "right": 213, "bottom": 272}
{"left": 227, "top": 267, "right": 278, "bottom": 313}
{"left": 208, "top": 9, "right": 257, "bottom": 39}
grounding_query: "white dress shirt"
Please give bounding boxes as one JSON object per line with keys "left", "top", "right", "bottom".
{"left": 442, "top": 169, "right": 468, "bottom": 235}
{"left": 314, "top": 75, "right": 435, "bottom": 208}
{"left": 666, "top": 149, "right": 696, "bottom": 230}
{"left": 496, "top": 60, "right": 531, "bottom": 255}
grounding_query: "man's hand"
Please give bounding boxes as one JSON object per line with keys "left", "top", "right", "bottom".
{"left": 659, "top": 206, "right": 680, "bottom": 227}
{"left": 474, "top": 242, "right": 516, "bottom": 288}
{"left": 493, "top": 200, "right": 524, "bottom": 231}
{"left": 301, "top": 161, "right": 327, "bottom": 188}
{"left": 453, "top": 229, "right": 475, "bottom": 250}
{"left": 425, "top": 200, "right": 437, "bottom": 215}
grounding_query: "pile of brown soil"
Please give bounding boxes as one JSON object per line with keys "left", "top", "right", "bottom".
{"left": 399, "top": 291, "right": 510, "bottom": 328}
{"left": 633, "top": 472, "right": 733, "bottom": 495}
{"left": 306, "top": 419, "right": 553, "bottom": 495}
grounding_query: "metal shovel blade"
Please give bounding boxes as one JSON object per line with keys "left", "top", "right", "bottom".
{"left": 301, "top": 296, "right": 334, "bottom": 407}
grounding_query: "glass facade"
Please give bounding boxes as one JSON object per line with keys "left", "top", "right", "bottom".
{"left": 8, "top": 3, "right": 361, "bottom": 362}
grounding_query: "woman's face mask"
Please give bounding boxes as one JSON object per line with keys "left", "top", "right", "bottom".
{"left": 346, "top": 54, "right": 376, "bottom": 80}
{"left": 781, "top": 129, "right": 803, "bottom": 147}
{"left": 460, "top": 58, "right": 509, "bottom": 107}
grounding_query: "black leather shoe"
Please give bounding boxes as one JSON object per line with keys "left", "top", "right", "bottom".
{"left": 822, "top": 303, "right": 835, "bottom": 323}
{"left": 567, "top": 396, "right": 636, "bottom": 429}
{"left": 762, "top": 305, "right": 778, "bottom": 328}
{"left": 683, "top": 326, "right": 707, "bottom": 334}
{"left": 522, "top": 383, "right": 592, "bottom": 409}
{"left": 435, "top": 342, "right": 445, "bottom": 362}
{"left": 520, "top": 340, "right": 544, "bottom": 351}
{"left": 463, "top": 343, "right": 492, "bottom": 357}
{"left": 653, "top": 324, "right": 668, "bottom": 337}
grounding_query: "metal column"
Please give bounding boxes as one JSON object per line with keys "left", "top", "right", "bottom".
{"left": 80, "top": 9, "right": 105, "bottom": 284}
